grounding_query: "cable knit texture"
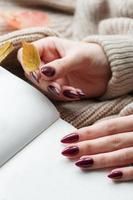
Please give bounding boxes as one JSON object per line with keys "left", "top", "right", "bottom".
{"left": 84, "top": 35, "right": 133, "bottom": 99}
{"left": 0, "top": 0, "right": 133, "bottom": 128}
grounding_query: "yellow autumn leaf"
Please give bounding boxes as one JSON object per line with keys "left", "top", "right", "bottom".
{"left": 22, "top": 41, "right": 41, "bottom": 72}
{"left": 0, "top": 42, "right": 14, "bottom": 63}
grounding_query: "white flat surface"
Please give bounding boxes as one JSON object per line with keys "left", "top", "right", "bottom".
{"left": 0, "top": 67, "right": 59, "bottom": 166}
{"left": 0, "top": 118, "right": 132, "bottom": 200}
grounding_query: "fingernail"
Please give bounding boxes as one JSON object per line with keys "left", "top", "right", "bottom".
{"left": 63, "top": 90, "right": 79, "bottom": 99}
{"left": 61, "top": 146, "right": 79, "bottom": 157}
{"left": 75, "top": 157, "right": 94, "bottom": 168}
{"left": 108, "top": 171, "right": 123, "bottom": 179}
{"left": 30, "top": 71, "right": 40, "bottom": 83}
{"left": 47, "top": 85, "right": 60, "bottom": 96}
{"left": 77, "top": 91, "right": 86, "bottom": 99}
{"left": 61, "top": 133, "right": 79, "bottom": 143}
{"left": 41, "top": 66, "right": 55, "bottom": 77}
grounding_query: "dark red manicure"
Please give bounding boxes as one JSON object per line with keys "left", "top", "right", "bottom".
{"left": 77, "top": 91, "right": 86, "bottom": 99}
{"left": 41, "top": 66, "right": 55, "bottom": 77}
{"left": 75, "top": 157, "right": 94, "bottom": 168}
{"left": 62, "top": 146, "right": 79, "bottom": 156}
{"left": 47, "top": 85, "right": 60, "bottom": 96}
{"left": 61, "top": 133, "right": 79, "bottom": 143}
{"left": 30, "top": 72, "right": 40, "bottom": 83}
{"left": 63, "top": 90, "right": 79, "bottom": 99}
{"left": 108, "top": 171, "right": 123, "bottom": 179}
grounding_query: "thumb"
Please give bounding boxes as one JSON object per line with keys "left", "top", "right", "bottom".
{"left": 40, "top": 55, "right": 78, "bottom": 80}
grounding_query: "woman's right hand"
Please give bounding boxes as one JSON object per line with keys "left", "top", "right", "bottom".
{"left": 61, "top": 115, "right": 133, "bottom": 182}
{"left": 18, "top": 37, "right": 111, "bottom": 101}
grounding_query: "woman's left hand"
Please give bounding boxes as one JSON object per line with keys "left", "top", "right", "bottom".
{"left": 17, "top": 37, "right": 110, "bottom": 101}
{"left": 61, "top": 115, "right": 133, "bottom": 182}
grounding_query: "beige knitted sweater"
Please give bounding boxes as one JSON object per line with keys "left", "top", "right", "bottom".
{"left": 0, "top": 0, "right": 133, "bottom": 128}
{"left": 56, "top": 0, "right": 133, "bottom": 127}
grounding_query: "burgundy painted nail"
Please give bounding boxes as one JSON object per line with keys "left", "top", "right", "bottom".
{"left": 77, "top": 91, "right": 86, "bottom": 99}
{"left": 47, "top": 85, "right": 60, "bottom": 96}
{"left": 75, "top": 157, "right": 94, "bottom": 168}
{"left": 108, "top": 171, "right": 123, "bottom": 179}
{"left": 30, "top": 72, "right": 40, "bottom": 83}
{"left": 61, "top": 133, "right": 79, "bottom": 143}
{"left": 62, "top": 146, "right": 79, "bottom": 157}
{"left": 41, "top": 66, "right": 55, "bottom": 77}
{"left": 63, "top": 90, "right": 79, "bottom": 99}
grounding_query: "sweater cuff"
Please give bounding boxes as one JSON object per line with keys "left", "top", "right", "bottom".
{"left": 120, "top": 102, "right": 133, "bottom": 116}
{"left": 83, "top": 35, "right": 133, "bottom": 100}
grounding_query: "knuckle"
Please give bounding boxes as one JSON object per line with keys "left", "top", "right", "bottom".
{"left": 121, "top": 149, "right": 133, "bottom": 164}
{"left": 99, "top": 155, "right": 108, "bottom": 167}
{"left": 131, "top": 170, "right": 133, "bottom": 178}
{"left": 85, "top": 129, "right": 93, "bottom": 138}
{"left": 79, "top": 127, "right": 93, "bottom": 140}
{"left": 129, "top": 168, "right": 133, "bottom": 177}
{"left": 123, "top": 152, "right": 130, "bottom": 163}
{"left": 110, "top": 136, "right": 122, "bottom": 149}
{"left": 83, "top": 141, "right": 92, "bottom": 154}
{"left": 105, "top": 121, "right": 118, "bottom": 135}
{"left": 57, "top": 63, "right": 67, "bottom": 74}
{"left": 54, "top": 61, "right": 66, "bottom": 74}
{"left": 48, "top": 36, "right": 59, "bottom": 43}
{"left": 82, "top": 140, "right": 99, "bottom": 155}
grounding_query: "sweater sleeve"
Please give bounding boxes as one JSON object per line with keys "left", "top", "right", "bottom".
{"left": 83, "top": 35, "right": 133, "bottom": 99}
{"left": 73, "top": 0, "right": 133, "bottom": 40}
{"left": 120, "top": 102, "right": 133, "bottom": 116}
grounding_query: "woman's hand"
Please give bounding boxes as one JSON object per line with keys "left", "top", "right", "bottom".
{"left": 18, "top": 37, "right": 110, "bottom": 101}
{"left": 61, "top": 115, "right": 133, "bottom": 182}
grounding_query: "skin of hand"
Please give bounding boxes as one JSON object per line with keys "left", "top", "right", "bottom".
{"left": 61, "top": 115, "right": 133, "bottom": 182}
{"left": 18, "top": 37, "right": 133, "bottom": 182}
{"left": 17, "top": 36, "right": 111, "bottom": 101}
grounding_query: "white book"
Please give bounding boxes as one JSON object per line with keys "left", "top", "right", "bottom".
{"left": 0, "top": 67, "right": 132, "bottom": 200}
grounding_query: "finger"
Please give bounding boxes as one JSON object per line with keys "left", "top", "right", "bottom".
{"left": 25, "top": 71, "right": 62, "bottom": 100}
{"left": 108, "top": 166, "right": 133, "bottom": 181}
{"left": 45, "top": 82, "right": 61, "bottom": 97}
{"left": 62, "top": 86, "right": 86, "bottom": 99}
{"left": 39, "top": 80, "right": 62, "bottom": 100}
{"left": 24, "top": 72, "right": 54, "bottom": 100}
{"left": 17, "top": 38, "right": 60, "bottom": 81}
{"left": 61, "top": 115, "right": 133, "bottom": 143}
{"left": 39, "top": 79, "right": 78, "bottom": 101}
{"left": 27, "top": 70, "right": 81, "bottom": 101}
{"left": 32, "top": 37, "right": 60, "bottom": 63}
{"left": 75, "top": 147, "right": 133, "bottom": 169}
{"left": 61, "top": 131, "right": 133, "bottom": 158}
{"left": 17, "top": 43, "right": 44, "bottom": 79}
{"left": 61, "top": 85, "right": 81, "bottom": 100}
{"left": 17, "top": 37, "right": 60, "bottom": 66}
{"left": 17, "top": 44, "right": 43, "bottom": 72}
{"left": 40, "top": 54, "right": 80, "bottom": 81}
{"left": 76, "top": 88, "right": 86, "bottom": 99}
